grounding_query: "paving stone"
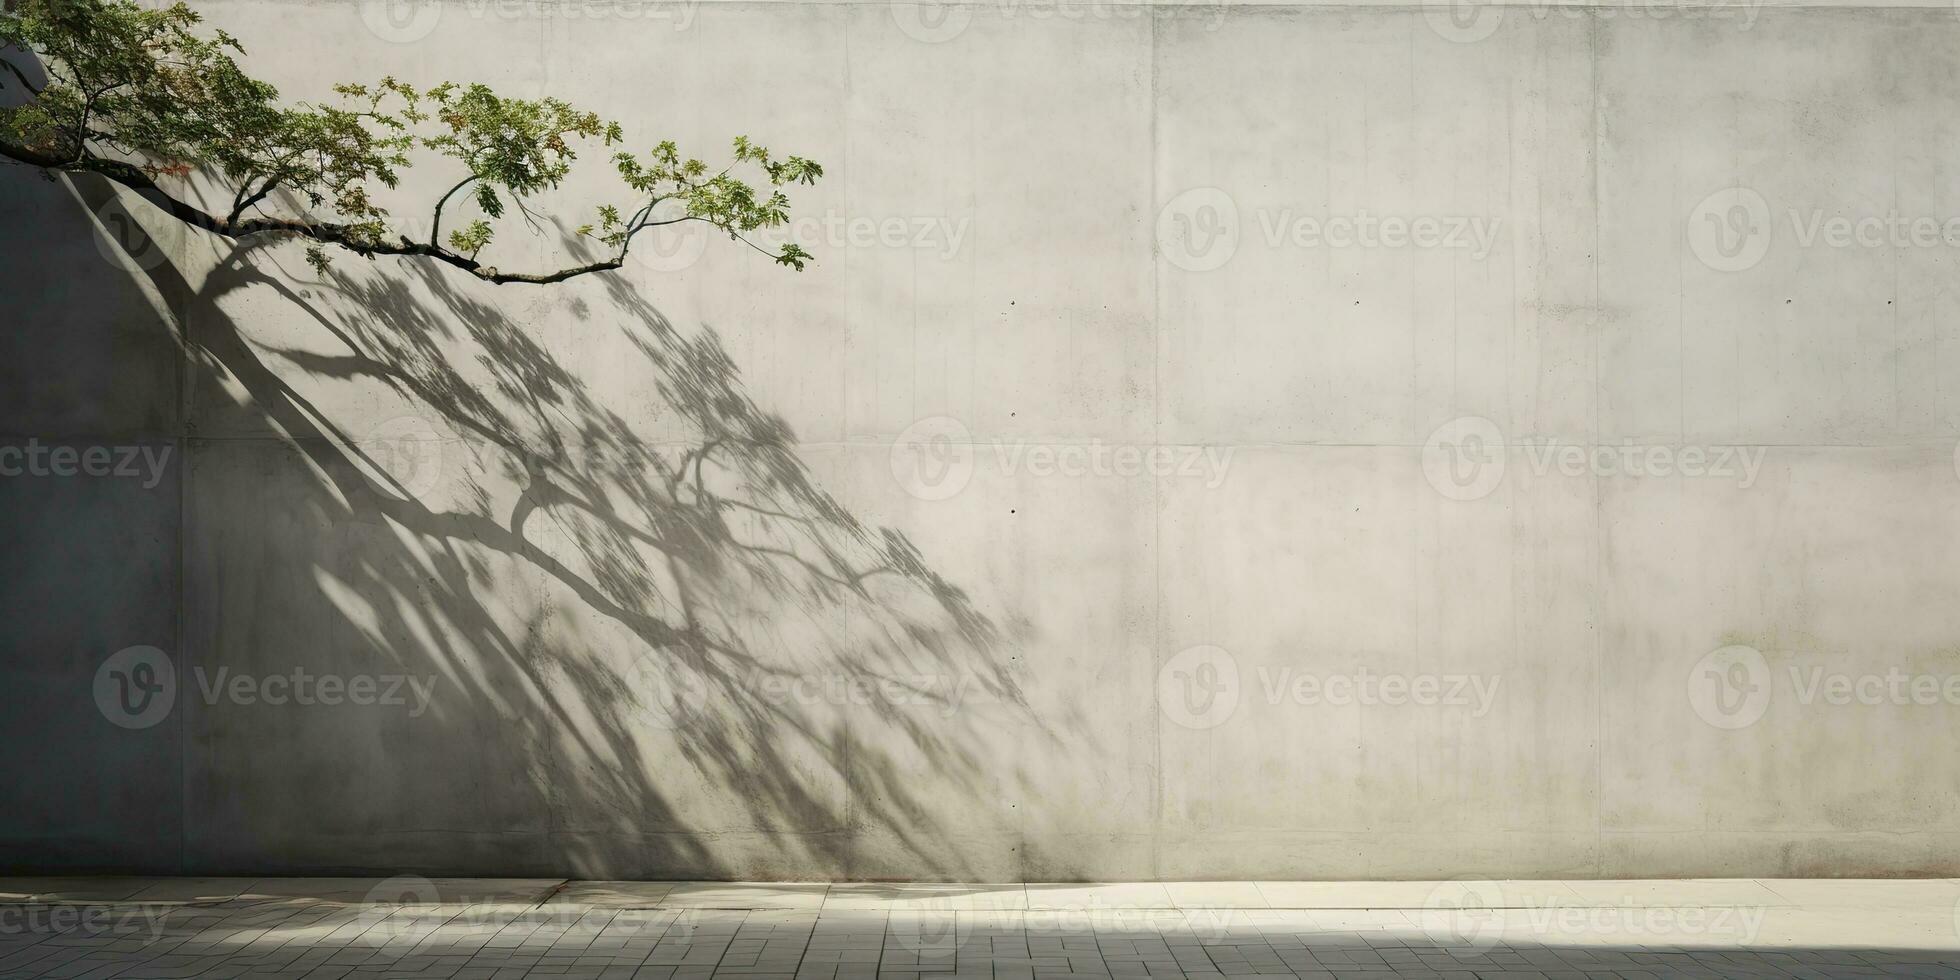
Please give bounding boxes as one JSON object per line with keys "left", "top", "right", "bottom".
{"left": 2, "top": 883, "right": 1958, "bottom": 978}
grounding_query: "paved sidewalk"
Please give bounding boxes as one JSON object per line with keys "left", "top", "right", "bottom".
{"left": 2, "top": 878, "right": 1958, "bottom": 979}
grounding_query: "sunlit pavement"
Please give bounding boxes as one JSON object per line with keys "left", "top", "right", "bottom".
{"left": 3, "top": 878, "right": 1959, "bottom": 978}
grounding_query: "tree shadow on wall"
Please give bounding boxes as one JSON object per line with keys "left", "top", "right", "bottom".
{"left": 67, "top": 170, "right": 1070, "bottom": 881}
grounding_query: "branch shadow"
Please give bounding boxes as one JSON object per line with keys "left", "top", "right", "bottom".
{"left": 59, "top": 169, "right": 1067, "bottom": 880}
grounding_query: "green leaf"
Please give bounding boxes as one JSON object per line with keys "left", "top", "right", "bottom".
{"left": 474, "top": 183, "right": 504, "bottom": 219}
{"left": 447, "top": 219, "right": 493, "bottom": 258}
{"left": 0, "top": 0, "right": 825, "bottom": 278}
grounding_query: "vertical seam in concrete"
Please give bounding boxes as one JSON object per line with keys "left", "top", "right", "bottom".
{"left": 1587, "top": 7, "right": 1604, "bottom": 878}
{"left": 1889, "top": 42, "right": 1900, "bottom": 431}
{"left": 1505, "top": 19, "right": 1518, "bottom": 872}
{"left": 1148, "top": 2, "right": 1163, "bottom": 882}
{"left": 177, "top": 249, "right": 189, "bottom": 876}
{"left": 165, "top": 176, "right": 191, "bottom": 876}
{"left": 841, "top": 5, "right": 859, "bottom": 881}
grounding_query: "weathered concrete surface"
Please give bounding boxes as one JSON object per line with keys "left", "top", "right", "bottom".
{"left": 4, "top": 0, "right": 1960, "bottom": 879}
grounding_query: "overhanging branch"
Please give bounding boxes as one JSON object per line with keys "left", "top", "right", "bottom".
{"left": 1, "top": 140, "right": 636, "bottom": 285}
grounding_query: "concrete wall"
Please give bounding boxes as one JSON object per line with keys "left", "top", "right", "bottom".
{"left": 5, "top": 0, "right": 1960, "bottom": 879}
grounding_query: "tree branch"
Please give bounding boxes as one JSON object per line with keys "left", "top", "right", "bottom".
{"left": 1, "top": 140, "right": 630, "bottom": 285}
{"left": 227, "top": 175, "right": 278, "bottom": 224}
{"left": 428, "top": 172, "right": 475, "bottom": 247}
